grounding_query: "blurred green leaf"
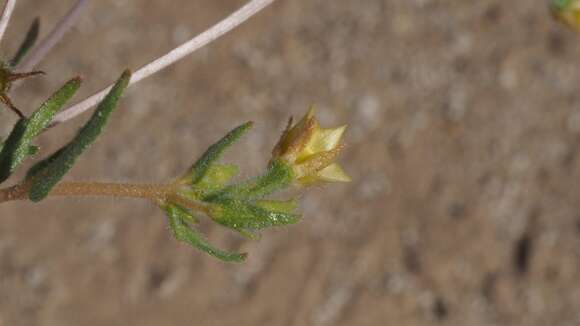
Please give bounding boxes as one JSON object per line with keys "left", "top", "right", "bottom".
{"left": 27, "top": 70, "right": 130, "bottom": 202}
{"left": 0, "top": 77, "right": 81, "bottom": 184}
{"left": 188, "top": 122, "right": 252, "bottom": 185}
{"left": 164, "top": 203, "right": 247, "bottom": 263}
{"left": 10, "top": 18, "right": 40, "bottom": 67}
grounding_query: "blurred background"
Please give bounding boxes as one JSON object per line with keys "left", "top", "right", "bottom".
{"left": 1, "top": 0, "right": 580, "bottom": 325}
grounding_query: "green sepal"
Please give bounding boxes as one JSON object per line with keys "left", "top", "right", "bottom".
{"left": 10, "top": 18, "right": 40, "bottom": 67}
{"left": 26, "top": 70, "right": 130, "bottom": 202}
{"left": 163, "top": 203, "right": 247, "bottom": 263}
{"left": 187, "top": 122, "right": 252, "bottom": 185}
{"left": 205, "top": 159, "right": 293, "bottom": 201}
{"left": 0, "top": 77, "right": 82, "bottom": 184}
{"left": 210, "top": 197, "right": 300, "bottom": 231}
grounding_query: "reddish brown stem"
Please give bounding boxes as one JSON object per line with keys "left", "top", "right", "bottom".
{"left": 0, "top": 181, "right": 172, "bottom": 203}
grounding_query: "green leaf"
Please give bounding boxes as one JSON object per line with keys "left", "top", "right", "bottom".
{"left": 0, "top": 140, "right": 28, "bottom": 155}
{"left": 164, "top": 203, "right": 247, "bottom": 263}
{"left": 188, "top": 122, "right": 252, "bottom": 184}
{"left": 27, "top": 70, "right": 130, "bottom": 202}
{"left": 210, "top": 197, "right": 300, "bottom": 231}
{"left": 10, "top": 18, "right": 40, "bottom": 67}
{"left": 0, "top": 77, "right": 82, "bottom": 184}
{"left": 205, "top": 160, "right": 293, "bottom": 201}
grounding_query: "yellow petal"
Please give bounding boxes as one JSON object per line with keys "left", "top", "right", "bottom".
{"left": 295, "top": 146, "right": 342, "bottom": 172}
{"left": 304, "top": 124, "right": 347, "bottom": 155}
{"left": 315, "top": 163, "right": 351, "bottom": 183}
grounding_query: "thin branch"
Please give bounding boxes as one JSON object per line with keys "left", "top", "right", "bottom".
{"left": 0, "top": 0, "right": 17, "bottom": 46}
{"left": 51, "top": 0, "right": 276, "bottom": 126}
{"left": 15, "top": 0, "right": 89, "bottom": 72}
{"left": 0, "top": 181, "right": 172, "bottom": 203}
{"left": 0, "top": 181, "right": 211, "bottom": 215}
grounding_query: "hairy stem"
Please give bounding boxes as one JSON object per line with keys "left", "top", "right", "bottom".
{"left": 0, "top": 0, "right": 17, "bottom": 46}
{"left": 51, "top": 0, "right": 276, "bottom": 127}
{"left": 0, "top": 181, "right": 172, "bottom": 203}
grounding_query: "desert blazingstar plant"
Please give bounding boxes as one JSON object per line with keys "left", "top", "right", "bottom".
{"left": 160, "top": 108, "right": 350, "bottom": 262}
{"left": 0, "top": 67, "right": 349, "bottom": 262}
{"left": 0, "top": 0, "right": 349, "bottom": 263}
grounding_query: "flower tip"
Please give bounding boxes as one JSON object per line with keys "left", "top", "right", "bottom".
{"left": 335, "top": 124, "right": 348, "bottom": 139}
{"left": 306, "top": 106, "right": 316, "bottom": 118}
{"left": 318, "top": 163, "right": 351, "bottom": 183}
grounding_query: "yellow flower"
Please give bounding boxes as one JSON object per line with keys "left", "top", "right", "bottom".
{"left": 272, "top": 107, "right": 351, "bottom": 185}
{"left": 551, "top": 0, "right": 580, "bottom": 31}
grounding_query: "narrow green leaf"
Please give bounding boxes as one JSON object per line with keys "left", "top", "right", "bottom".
{"left": 25, "top": 146, "right": 64, "bottom": 179}
{"left": 0, "top": 141, "right": 28, "bottom": 158}
{"left": 188, "top": 122, "right": 252, "bottom": 184}
{"left": 0, "top": 77, "right": 81, "bottom": 184}
{"left": 10, "top": 18, "right": 40, "bottom": 67}
{"left": 164, "top": 203, "right": 247, "bottom": 263}
{"left": 27, "top": 70, "right": 130, "bottom": 202}
{"left": 27, "top": 77, "right": 82, "bottom": 139}
{"left": 0, "top": 140, "right": 27, "bottom": 157}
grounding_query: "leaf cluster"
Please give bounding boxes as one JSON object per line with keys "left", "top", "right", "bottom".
{"left": 162, "top": 123, "right": 301, "bottom": 262}
{"left": 0, "top": 71, "right": 131, "bottom": 200}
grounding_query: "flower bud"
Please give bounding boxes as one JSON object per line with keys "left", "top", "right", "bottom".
{"left": 272, "top": 108, "right": 350, "bottom": 185}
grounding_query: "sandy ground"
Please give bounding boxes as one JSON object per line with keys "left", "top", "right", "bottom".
{"left": 1, "top": 0, "right": 580, "bottom": 325}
